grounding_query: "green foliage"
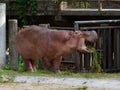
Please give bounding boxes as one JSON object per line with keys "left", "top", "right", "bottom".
{"left": 18, "top": 56, "right": 24, "bottom": 71}
{"left": 16, "top": 0, "right": 37, "bottom": 26}
{"left": 1, "top": 69, "right": 120, "bottom": 79}
{"left": 68, "top": 1, "right": 90, "bottom": 8}
{"left": 86, "top": 43, "right": 102, "bottom": 73}
{"left": 60, "top": 86, "right": 88, "bottom": 90}
{"left": 0, "top": 75, "right": 14, "bottom": 83}
{"left": 75, "top": 86, "right": 88, "bottom": 90}
{"left": 5, "top": 56, "right": 40, "bottom": 72}
{"left": 91, "top": 50, "right": 102, "bottom": 73}
{"left": 4, "top": 60, "right": 10, "bottom": 70}
{"left": 36, "top": 60, "right": 40, "bottom": 70}
{"left": 4, "top": 56, "right": 24, "bottom": 71}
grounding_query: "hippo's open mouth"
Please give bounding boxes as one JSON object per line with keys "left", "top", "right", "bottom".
{"left": 85, "top": 42, "right": 96, "bottom": 53}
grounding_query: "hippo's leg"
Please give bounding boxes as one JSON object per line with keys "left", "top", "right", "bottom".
{"left": 53, "top": 57, "right": 62, "bottom": 73}
{"left": 30, "top": 59, "right": 36, "bottom": 72}
{"left": 42, "top": 58, "right": 51, "bottom": 71}
{"left": 24, "top": 59, "right": 35, "bottom": 72}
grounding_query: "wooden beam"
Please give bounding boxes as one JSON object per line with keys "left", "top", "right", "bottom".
{"left": 9, "top": 19, "right": 18, "bottom": 70}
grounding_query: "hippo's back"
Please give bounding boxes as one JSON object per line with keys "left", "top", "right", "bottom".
{"left": 15, "top": 25, "right": 74, "bottom": 60}
{"left": 15, "top": 25, "right": 48, "bottom": 60}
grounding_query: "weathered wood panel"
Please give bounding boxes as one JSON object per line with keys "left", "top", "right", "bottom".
{"left": 59, "top": 25, "right": 120, "bottom": 72}
{"left": 114, "top": 29, "right": 120, "bottom": 69}
{"left": 9, "top": 19, "right": 18, "bottom": 70}
{"left": 5, "top": 0, "right": 120, "bottom": 16}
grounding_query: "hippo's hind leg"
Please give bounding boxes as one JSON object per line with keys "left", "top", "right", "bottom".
{"left": 31, "top": 59, "right": 36, "bottom": 72}
{"left": 52, "top": 57, "right": 62, "bottom": 73}
{"left": 24, "top": 58, "right": 36, "bottom": 72}
{"left": 24, "top": 59, "right": 33, "bottom": 72}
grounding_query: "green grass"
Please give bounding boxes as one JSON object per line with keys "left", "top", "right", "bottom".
{"left": 58, "top": 86, "right": 88, "bottom": 90}
{"left": 0, "top": 69, "right": 120, "bottom": 79}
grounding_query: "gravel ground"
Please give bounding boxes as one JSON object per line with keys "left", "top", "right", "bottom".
{"left": 12, "top": 76, "right": 120, "bottom": 90}
{"left": 0, "top": 75, "right": 120, "bottom": 90}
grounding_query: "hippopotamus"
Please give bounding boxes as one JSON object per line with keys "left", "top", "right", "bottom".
{"left": 15, "top": 25, "right": 98, "bottom": 73}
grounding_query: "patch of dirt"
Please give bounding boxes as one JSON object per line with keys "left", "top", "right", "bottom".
{"left": 0, "top": 83, "right": 114, "bottom": 90}
{"left": 0, "top": 83, "right": 73, "bottom": 90}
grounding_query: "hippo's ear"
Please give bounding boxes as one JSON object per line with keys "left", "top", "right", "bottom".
{"left": 69, "top": 31, "right": 74, "bottom": 36}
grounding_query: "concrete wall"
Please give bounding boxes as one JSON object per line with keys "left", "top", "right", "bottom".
{"left": 0, "top": 3, "right": 6, "bottom": 69}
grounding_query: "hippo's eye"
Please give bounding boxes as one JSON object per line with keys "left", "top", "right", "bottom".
{"left": 75, "top": 31, "right": 79, "bottom": 34}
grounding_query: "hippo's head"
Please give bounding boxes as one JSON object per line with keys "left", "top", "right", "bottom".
{"left": 76, "top": 30, "right": 98, "bottom": 53}
{"left": 60, "top": 30, "right": 98, "bottom": 54}
{"left": 81, "top": 30, "right": 98, "bottom": 43}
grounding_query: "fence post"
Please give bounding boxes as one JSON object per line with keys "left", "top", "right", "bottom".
{"left": 9, "top": 19, "right": 18, "bottom": 70}
{"left": 98, "top": 0, "right": 102, "bottom": 12}
{"left": 0, "top": 3, "right": 6, "bottom": 69}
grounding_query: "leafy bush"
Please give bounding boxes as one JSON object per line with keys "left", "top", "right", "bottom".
{"left": 5, "top": 56, "right": 40, "bottom": 71}
{"left": 86, "top": 43, "right": 102, "bottom": 73}
{"left": 18, "top": 56, "right": 24, "bottom": 71}
{"left": 91, "top": 50, "right": 102, "bottom": 73}
{"left": 16, "top": 0, "right": 37, "bottom": 26}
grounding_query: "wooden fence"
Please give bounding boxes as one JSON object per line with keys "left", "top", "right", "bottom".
{"left": 7, "top": 19, "right": 120, "bottom": 72}
{"left": 46, "top": 20, "right": 120, "bottom": 72}
{"left": 5, "top": 0, "right": 120, "bottom": 16}
{"left": 72, "top": 20, "right": 120, "bottom": 72}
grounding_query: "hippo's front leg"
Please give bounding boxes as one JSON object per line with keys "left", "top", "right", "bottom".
{"left": 52, "top": 57, "right": 62, "bottom": 73}
{"left": 42, "top": 57, "right": 51, "bottom": 71}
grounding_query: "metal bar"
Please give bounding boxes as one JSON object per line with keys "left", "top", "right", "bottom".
{"left": 74, "top": 23, "right": 79, "bottom": 31}
{"left": 74, "top": 20, "right": 120, "bottom": 25}
{"left": 80, "top": 26, "right": 120, "bottom": 30}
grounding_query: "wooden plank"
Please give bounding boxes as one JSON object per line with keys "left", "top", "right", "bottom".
{"left": 73, "top": 52, "right": 81, "bottom": 71}
{"left": 84, "top": 53, "right": 91, "bottom": 70}
{"left": 79, "top": 52, "right": 83, "bottom": 70}
{"left": 108, "top": 29, "right": 112, "bottom": 69}
{"left": 113, "top": 29, "right": 119, "bottom": 69}
{"left": 90, "top": 53, "right": 93, "bottom": 68}
{"left": 116, "top": 29, "right": 120, "bottom": 68}
{"left": 113, "top": 29, "right": 116, "bottom": 69}
{"left": 97, "top": 29, "right": 102, "bottom": 49}
{"left": 102, "top": 29, "right": 107, "bottom": 70}
{"left": 82, "top": 54, "right": 85, "bottom": 70}
{"left": 97, "top": 29, "right": 103, "bottom": 69}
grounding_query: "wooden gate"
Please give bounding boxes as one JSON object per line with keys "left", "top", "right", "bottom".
{"left": 74, "top": 20, "right": 120, "bottom": 72}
